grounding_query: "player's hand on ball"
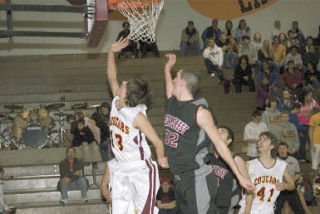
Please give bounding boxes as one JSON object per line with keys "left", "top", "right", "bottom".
{"left": 239, "top": 176, "right": 255, "bottom": 192}
{"left": 276, "top": 182, "right": 287, "bottom": 191}
{"left": 110, "top": 37, "right": 129, "bottom": 52}
{"left": 158, "top": 157, "right": 169, "bottom": 168}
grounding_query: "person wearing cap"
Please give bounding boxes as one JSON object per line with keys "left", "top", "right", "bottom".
{"left": 156, "top": 178, "right": 177, "bottom": 214}
{"left": 180, "top": 20, "right": 201, "bottom": 57}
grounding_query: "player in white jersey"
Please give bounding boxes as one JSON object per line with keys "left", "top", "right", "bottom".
{"left": 106, "top": 37, "right": 169, "bottom": 214}
{"left": 239, "top": 132, "right": 295, "bottom": 214}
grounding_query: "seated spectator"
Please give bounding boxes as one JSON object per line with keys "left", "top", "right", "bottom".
{"left": 212, "top": 126, "right": 245, "bottom": 213}
{"left": 239, "top": 35, "right": 258, "bottom": 69}
{"left": 233, "top": 55, "right": 255, "bottom": 93}
{"left": 262, "top": 97, "right": 281, "bottom": 136}
{"left": 277, "top": 88, "right": 294, "bottom": 112}
{"left": 258, "top": 40, "right": 274, "bottom": 62}
{"left": 303, "top": 46, "right": 319, "bottom": 67}
{"left": 228, "top": 36, "right": 239, "bottom": 54}
{"left": 286, "top": 46, "right": 303, "bottom": 70}
{"left": 203, "top": 39, "right": 224, "bottom": 82}
{"left": 309, "top": 108, "right": 320, "bottom": 178}
{"left": 304, "top": 62, "right": 320, "bottom": 91}
{"left": 180, "top": 20, "right": 201, "bottom": 57}
{"left": 244, "top": 110, "right": 269, "bottom": 159}
{"left": 297, "top": 91, "right": 319, "bottom": 162}
{"left": 58, "top": 147, "right": 88, "bottom": 204}
{"left": 139, "top": 40, "right": 160, "bottom": 58}
{"left": 235, "top": 19, "right": 250, "bottom": 43}
{"left": 223, "top": 41, "right": 237, "bottom": 69}
{"left": 216, "top": 32, "right": 228, "bottom": 49}
{"left": 283, "top": 60, "right": 303, "bottom": 96}
{"left": 274, "top": 111, "right": 300, "bottom": 157}
{"left": 116, "top": 21, "right": 138, "bottom": 58}
{"left": 156, "top": 178, "right": 177, "bottom": 214}
{"left": 201, "top": 19, "right": 221, "bottom": 48}
{"left": 290, "top": 103, "right": 303, "bottom": 135}
{"left": 75, "top": 111, "right": 101, "bottom": 144}
{"left": 75, "top": 119, "right": 101, "bottom": 163}
{"left": 271, "top": 20, "right": 283, "bottom": 39}
{"left": 67, "top": 114, "right": 80, "bottom": 147}
{"left": 279, "top": 33, "right": 289, "bottom": 48}
{"left": 287, "top": 30, "right": 299, "bottom": 48}
{"left": 276, "top": 142, "right": 312, "bottom": 214}
{"left": 305, "top": 36, "right": 318, "bottom": 54}
{"left": 256, "top": 77, "right": 273, "bottom": 110}
{"left": 251, "top": 32, "right": 263, "bottom": 54}
{"left": 257, "top": 60, "right": 280, "bottom": 96}
{"left": 0, "top": 166, "right": 13, "bottom": 214}
{"left": 291, "top": 21, "right": 306, "bottom": 48}
{"left": 271, "top": 35, "right": 286, "bottom": 68}
{"left": 222, "top": 20, "right": 235, "bottom": 38}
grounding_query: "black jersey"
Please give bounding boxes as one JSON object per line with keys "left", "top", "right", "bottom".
{"left": 164, "top": 95, "right": 212, "bottom": 178}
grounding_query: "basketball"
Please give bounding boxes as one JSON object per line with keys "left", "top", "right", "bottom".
{"left": 187, "top": 0, "right": 278, "bottom": 20}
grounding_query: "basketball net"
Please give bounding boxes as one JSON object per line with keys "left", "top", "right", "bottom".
{"left": 117, "top": 0, "right": 164, "bottom": 43}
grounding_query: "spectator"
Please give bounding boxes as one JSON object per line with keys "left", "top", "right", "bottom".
{"left": 279, "top": 33, "right": 289, "bottom": 48}
{"left": 67, "top": 114, "right": 80, "bottom": 147}
{"left": 75, "top": 119, "right": 101, "bottom": 163}
{"left": 257, "top": 60, "right": 279, "bottom": 96}
{"left": 309, "top": 108, "right": 320, "bottom": 178}
{"left": 258, "top": 40, "right": 274, "bottom": 62}
{"left": 116, "top": 21, "right": 138, "bottom": 58}
{"left": 285, "top": 46, "right": 303, "bottom": 70}
{"left": 233, "top": 55, "right": 255, "bottom": 93}
{"left": 203, "top": 39, "right": 224, "bottom": 82}
{"left": 139, "top": 40, "right": 160, "bottom": 58}
{"left": 277, "top": 88, "right": 294, "bottom": 112}
{"left": 271, "top": 20, "right": 283, "bottom": 39}
{"left": 244, "top": 110, "right": 269, "bottom": 159}
{"left": 256, "top": 76, "right": 273, "bottom": 110}
{"left": 222, "top": 20, "right": 235, "bottom": 38}
{"left": 216, "top": 32, "right": 228, "bottom": 49}
{"left": 304, "top": 62, "right": 320, "bottom": 91}
{"left": 287, "top": 30, "right": 299, "bottom": 48}
{"left": 276, "top": 142, "right": 311, "bottom": 214}
{"left": 274, "top": 111, "right": 300, "bottom": 157}
{"left": 291, "top": 21, "right": 306, "bottom": 47}
{"left": 303, "top": 46, "right": 319, "bottom": 67}
{"left": 223, "top": 41, "right": 237, "bottom": 69}
{"left": 271, "top": 35, "right": 286, "bottom": 68}
{"left": 283, "top": 60, "right": 303, "bottom": 95}
{"left": 201, "top": 19, "right": 221, "bottom": 48}
{"left": 251, "top": 32, "right": 263, "bottom": 54}
{"left": 297, "top": 91, "right": 319, "bottom": 163}
{"left": 235, "top": 19, "right": 251, "bottom": 43}
{"left": 180, "top": 21, "right": 201, "bottom": 57}
{"left": 262, "top": 97, "right": 281, "bottom": 136}
{"left": 58, "top": 147, "right": 88, "bottom": 204}
{"left": 289, "top": 103, "right": 303, "bottom": 138}
{"left": 305, "top": 36, "right": 318, "bottom": 54}
{"left": 0, "top": 167, "right": 12, "bottom": 214}
{"left": 228, "top": 36, "right": 240, "bottom": 54}
{"left": 239, "top": 35, "right": 258, "bottom": 69}
{"left": 156, "top": 178, "right": 177, "bottom": 214}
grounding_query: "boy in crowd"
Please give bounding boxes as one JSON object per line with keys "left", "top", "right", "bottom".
{"left": 262, "top": 97, "right": 281, "bottom": 136}
{"left": 156, "top": 178, "right": 177, "bottom": 214}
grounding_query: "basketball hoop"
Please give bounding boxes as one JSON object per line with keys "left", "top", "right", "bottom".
{"left": 108, "top": 0, "right": 164, "bottom": 43}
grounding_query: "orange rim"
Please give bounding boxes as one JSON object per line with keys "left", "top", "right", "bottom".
{"left": 108, "top": 0, "right": 163, "bottom": 8}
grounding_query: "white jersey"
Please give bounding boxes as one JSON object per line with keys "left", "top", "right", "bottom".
{"left": 239, "top": 158, "right": 287, "bottom": 214}
{"left": 109, "top": 96, "right": 152, "bottom": 162}
{"left": 107, "top": 158, "right": 117, "bottom": 214}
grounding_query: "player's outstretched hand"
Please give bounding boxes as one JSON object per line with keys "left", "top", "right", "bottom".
{"left": 276, "top": 182, "right": 287, "bottom": 191}
{"left": 110, "top": 37, "right": 129, "bottom": 53}
{"left": 158, "top": 157, "right": 169, "bottom": 168}
{"left": 165, "top": 54, "right": 176, "bottom": 72}
{"left": 239, "top": 176, "right": 255, "bottom": 192}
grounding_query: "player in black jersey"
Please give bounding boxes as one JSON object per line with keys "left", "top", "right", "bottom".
{"left": 163, "top": 54, "right": 255, "bottom": 214}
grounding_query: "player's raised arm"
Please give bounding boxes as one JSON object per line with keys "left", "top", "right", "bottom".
{"left": 164, "top": 54, "right": 176, "bottom": 99}
{"left": 133, "top": 112, "right": 169, "bottom": 168}
{"left": 100, "top": 162, "right": 112, "bottom": 204}
{"left": 107, "top": 37, "right": 129, "bottom": 97}
{"left": 197, "top": 107, "right": 255, "bottom": 191}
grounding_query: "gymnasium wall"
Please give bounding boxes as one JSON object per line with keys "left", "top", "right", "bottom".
{"left": 0, "top": 0, "right": 319, "bottom": 56}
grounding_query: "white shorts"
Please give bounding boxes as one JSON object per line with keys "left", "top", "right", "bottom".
{"left": 311, "top": 144, "right": 320, "bottom": 170}
{"left": 112, "top": 159, "right": 159, "bottom": 214}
